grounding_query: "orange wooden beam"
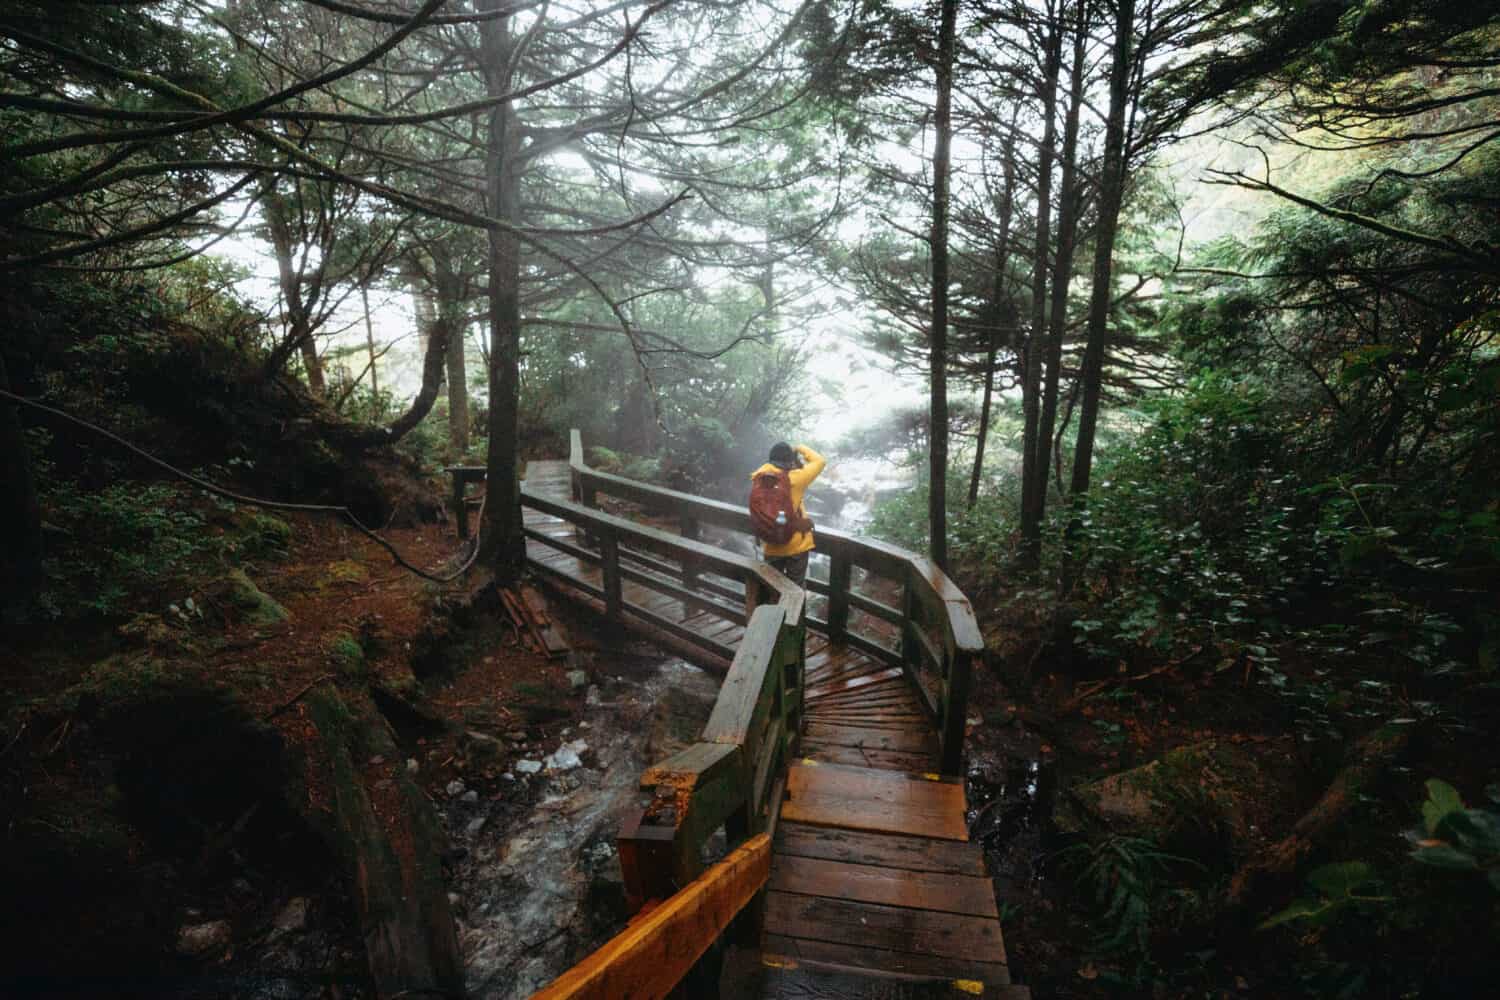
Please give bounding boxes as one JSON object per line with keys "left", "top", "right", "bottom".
{"left": 530, "top": 832, "right": 771, "bottom": 1000}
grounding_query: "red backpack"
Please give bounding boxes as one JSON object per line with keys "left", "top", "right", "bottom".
{"left": 749, "top": 469, "right": 812, "bottom": 545}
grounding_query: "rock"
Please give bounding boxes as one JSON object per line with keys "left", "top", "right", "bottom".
{"left": 566, "top": 669, "right": 589, "bottom": 692}
{"left": 448, "top": 892, "right": 462, "bottom": 907}
{"left": 1057, "top": 740, "right": 1268, "bottom": 851}
{"left": 460, "top": 790, "right": 479, "bottom": 804}
{"left": 116, "top": 613, "right": 184, "bottom": 651}
{"left": 514, "top": 759, "right": 543, "bottom": 775}
{"left": 544, "top": 746, "right": 582, "bottom": 772}
{"left": 269, "top": 898, "right": 309, "bottom": 941}
{"left": 445, "top": 780, "right": 467, "bottom": 798}
{"left": 406, "top": 758, "right": 419, "bottom": 774}
{"left": 505, "top": 731, "right": 529, "bottom": 743}
{"left": 465, "top": 816, "right": 487, "bottom": 837}
{"left": 462, "top": 730, "right": 503, "bottom": 763}
{"left": 176, "top": 919, "right": 232, "bottom": 958}
{"left": 203, "top": 569, "right": 289, "bottom": 626}
{"left": 501, "top": 772, "right": 517, "bottom": 782}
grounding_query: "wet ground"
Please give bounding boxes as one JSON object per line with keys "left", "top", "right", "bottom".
{"left": 439, "top": 645, "right": 720, "bottom": 998}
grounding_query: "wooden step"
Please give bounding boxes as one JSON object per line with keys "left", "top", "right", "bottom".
{"left": 762, "top": 934, "right": 1011, "bottom": 988}
{"left": 781, "top": 761, "right": 969, "bottom": 841}
{"left": 773, "top": 822, "right": 984, "bottom": 877}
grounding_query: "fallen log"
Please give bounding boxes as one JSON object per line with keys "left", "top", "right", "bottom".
{"left": 1227, "top": 722, "right": 1411, "bottom": 913}
{"left": 294, "top": 688, "right": 464, "bottom": 1000}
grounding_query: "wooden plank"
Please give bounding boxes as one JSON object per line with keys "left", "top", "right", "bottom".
{"left": 806, "top": 672, "right": 917, "bottom": 696}
{"left": 802, "top": 723, "right": 939, "bottom": 756}
{"left": 806, "top": 689, "right": 925, "bottom": 713}
{"left": 701, "top": 607, "right": 785, "bottom": 752}
{"left": 782, "top": 762, "right": 966, "bottom": 840}
{"left": 531, "top": 834, "right": 771, "bottom": 1000}
{"left": 774, "top": 822, "right": 985, "bottom": 877}
{"left": 764, "top": 892, "right": 1007, "bottom": 965}
{"left": 797, "top": 743, "right": 937, "bottom": 773}
{"left": 762, "top": 935, "right": 1010, "bottom": 986}
{"left": 769, "top": 855, "right": 994, "bottom": 921}
{"left": 803, "top": 715, "right": 929, "bottom": 732}
{"left": 754, "top": 960, "right": 1029, "bottom": 1000}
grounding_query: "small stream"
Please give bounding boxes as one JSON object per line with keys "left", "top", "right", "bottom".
{"left": 440, "top": 653, "right": 720, "bottom": 998}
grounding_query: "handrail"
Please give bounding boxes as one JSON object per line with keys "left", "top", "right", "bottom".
{"left": 617, "top": 603, "right": 802, "bottom": 909}
{"left": 530, "top": 833, "right": 772, "bottom": 1000}
{"left": 568, "top": 429, "right": 981, "bottom": 775}
{"left": 515, "top": 465, "right": 805, "bottom": 998}
{"left": 519, "top": 485, "right": 802, "bottom": 668}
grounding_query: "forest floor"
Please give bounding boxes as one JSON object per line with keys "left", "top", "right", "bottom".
{"left": 0, "top": 502, "right": 596, "bottom": 996}
{"left": 962, "top": 595, "right": 1498, "bottom": 999}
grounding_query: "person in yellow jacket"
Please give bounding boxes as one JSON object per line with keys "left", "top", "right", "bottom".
{"left": 751, "top": 441, "right": 826, "bottom": 586}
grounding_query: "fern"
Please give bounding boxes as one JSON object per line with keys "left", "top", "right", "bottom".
{"left": 1062, "top": 834, "right": 1204, "bottom": 959}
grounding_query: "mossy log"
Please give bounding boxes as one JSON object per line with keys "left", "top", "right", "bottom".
{"left": 1227, "top": 723, "right": 1411, "bottom": 912}
{"left": 297, "top": 687, "right": 463, "bottom": 999}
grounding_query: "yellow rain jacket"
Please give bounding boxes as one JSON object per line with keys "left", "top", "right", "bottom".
{"left": 751, "top": 444, "right": 826, "bottom": 557}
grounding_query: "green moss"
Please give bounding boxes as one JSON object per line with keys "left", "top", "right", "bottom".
{"left": 322, "top": 559, "right": 369, "bottom": 586}
{"left": 220, "top": 568, "right": 289, "bottom": 625}
{"left": 325, "top": 632, "right": 365, "bottom": 676}
{"left": 240, "top": 512, "right": 293, "bottom": 555}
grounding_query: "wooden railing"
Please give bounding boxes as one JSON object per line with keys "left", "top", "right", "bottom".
{"left": 617, "top": 602, "right": 803, "bottom": 910}
{"left": 520, "top": 488, "right": 802, "bottom": 668}
{"left": 517, "top": 459, "right": 807, "bottom": 999}
{"left": 531, "top": 833, "right": 772, "bottom": 1000}
{"left": 567, "top": 430, "right": 981, "bottom": 775}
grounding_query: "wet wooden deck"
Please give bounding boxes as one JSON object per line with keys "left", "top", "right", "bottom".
{"left": 521, "top": 461, "right": 1024, "bottom": 997}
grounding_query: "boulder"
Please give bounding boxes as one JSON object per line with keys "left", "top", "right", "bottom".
{"left": 176, "top": 919, "right": 232, "bottom": 959}
{"left": 1057, "top": 740, "right": 1270, "bottom": 853}
{"left": 202, "top": 569, "right": 288, "bottom": 627}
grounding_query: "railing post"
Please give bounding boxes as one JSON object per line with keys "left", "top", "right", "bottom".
{"left": 681, "top": 515, "right": 700, "bottom": 594}
{"left": 826, "top": 551, "right": 852, "bottom": 642}
{"left": 900, "top": 577, "right": 920, "bottom": 669}
{"left": 744, "top": 577, "right": 762, "bottom": 624}
{"left": 601, "top": 529, "right": 622, "bottom": 619}
{"left": 940, "top": 646, "right": 973, "bottom": 776}
{"left": 451, "top": 471, "right": 469, "bottom": 540}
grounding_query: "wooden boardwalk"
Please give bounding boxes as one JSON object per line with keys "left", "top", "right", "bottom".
{"left": 520, "top": 460, "right": 1025, "bottom": 997}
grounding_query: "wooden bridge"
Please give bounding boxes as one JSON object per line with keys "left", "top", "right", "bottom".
{"left": 456, "top": 433, "right": 1028, "bottom": 999}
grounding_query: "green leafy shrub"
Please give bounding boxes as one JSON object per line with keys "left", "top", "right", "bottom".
{"left": 37, "top": 476, "right": 217, "bottom": 620}
{"left": 1259, "top": 861, "right": 1390, "bottom": 930}
{"left": 1410, "top": 779, "right": 1500, "bottom": 890}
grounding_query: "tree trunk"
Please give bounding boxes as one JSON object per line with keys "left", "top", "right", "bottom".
{"left": 927, "top": 0, "right": 957, "bottom": 571}
{"left": 432, "top": 245, "right": 469, "bottom": 453}
{"left": 1033, "top": 2, "right": 1089, "bottom": 526}
{"left": 1018, "top": 4, "right": 1064, "bottom": 569}
{"left": 299, "top": 336, "right": 325, "bottom": 396}
{"left": 477, "top": 1, "right": 527, "bottom": 582}
{"left": 1068, "top": 0, "right": 1135, "bottom": 513}
{"left": 262, "top": 186, "right": 325, "bottom": 393}
{"left": 967, "top": 140, "right": 1018, "bottom": 508}
{"left": 362, "top": 284, "right": 379, "bottom": 398}
{"left": 0, "top": 353, "right": 43, "bottom": 616}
